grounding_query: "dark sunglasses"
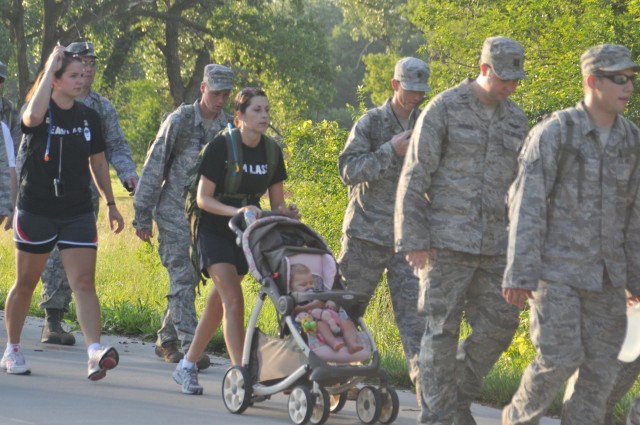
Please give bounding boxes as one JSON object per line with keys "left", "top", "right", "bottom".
{"left": 597, "top": 73, "right": 637, "bottom": 85}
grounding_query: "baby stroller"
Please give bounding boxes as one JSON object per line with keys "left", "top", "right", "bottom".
{"left": 223, "top": 212, "right": 400, "bottom": 425}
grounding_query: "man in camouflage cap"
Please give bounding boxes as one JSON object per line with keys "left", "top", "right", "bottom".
{"left": 134, "top": 64, "right": 234, "bottom": 379}
{"left": 338, "top": 56, "right": 429, "bottom": 403}
{"left": 0, "top": 60, "right": 21, "bottom": 152}
{"left": 501, "top": 44, "right": 640, "bottom": 425}
{"left": 29, "top": 41, "right": 139, "bottom": 347}
{"left": 394, "top": 36, "right": 528, "bottom": 425}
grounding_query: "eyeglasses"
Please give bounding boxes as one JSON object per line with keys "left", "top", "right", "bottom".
{"left": 82, "top": 59, "right": 97, "bottom": 68}
{"left": 597, "top": 73, "right": 636, "bottom": 85}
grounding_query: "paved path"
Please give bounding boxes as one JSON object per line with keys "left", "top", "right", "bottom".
{"left": 0, "top": 312, "right": 559, "bottom": 425}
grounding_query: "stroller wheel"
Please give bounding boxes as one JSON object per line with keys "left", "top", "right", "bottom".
{"left": 356, "top": 385, "right": 382, "bottom": 424}
{"left": 222, "top": 366, "right": 252, "bottom": 414}
{"left": 310, "top": 387, "right": 330, "bottom": 425}
{"left": 378, "top": 386, "right": 399, "bottom": 424}
{"left": 329, "top": 392, "right": 347, "bottom": 413}
{"left": 288, "top": 385, "right": 314, "bottom": 425}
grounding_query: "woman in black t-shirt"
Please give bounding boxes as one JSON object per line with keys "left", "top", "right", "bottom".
{"left": 172, "top": 88, "right": 299, "bottom": 394}
{"left": 2, "top": 45, "right": 124, "bottom": 380}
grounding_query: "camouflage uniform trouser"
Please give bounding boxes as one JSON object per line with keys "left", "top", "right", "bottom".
{"left": 155, "top": 217, "right": 199, "bottom": 351}
{"left": 39, "top": 191, "right": 100, "bottom": 311}
{"left": 338, "top": 236, "right": 422, "bottom": 386}
{"left": 503, "top": 279, "right": 626, "bottom": 425}
{"left": 417, "top": 249, "right": 519, "bottom": 425}
{"left": 628, "top": 398, "right": 640, "bottom": 425}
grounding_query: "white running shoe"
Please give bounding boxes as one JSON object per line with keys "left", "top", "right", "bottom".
{"left": 172, "top": 361, "right": 203, "bottom": 395}
{"left": 1, "top": 346, "right": 31, "bottom": 375}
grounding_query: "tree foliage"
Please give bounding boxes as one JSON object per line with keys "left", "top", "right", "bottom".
{"left": 283, "top": 120, "right": 349, "bottom": 253}
{"left": 406, "top": 0, "right": 640, "bottom": 124}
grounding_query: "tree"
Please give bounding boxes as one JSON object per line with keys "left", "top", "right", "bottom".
{"left": 0, "top": 0, "right": 336, "bottom": 159}
{"left": 328, "top": 0, "right": 426, "bottom": 120}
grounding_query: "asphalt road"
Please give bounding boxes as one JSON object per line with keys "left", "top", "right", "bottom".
{"left": 0, "top": 311, "right": 559, "bottom": 425}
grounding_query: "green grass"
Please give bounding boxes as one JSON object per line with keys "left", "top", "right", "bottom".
{"left": 0, "top": 173, "right": 637, "bottom": 423}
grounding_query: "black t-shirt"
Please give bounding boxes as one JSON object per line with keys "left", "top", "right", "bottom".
{"left": 18, "top": 100, "right": 105, "bottom": 218}
{"left": 198, "top": 133, "right": 287, "bottom": 237}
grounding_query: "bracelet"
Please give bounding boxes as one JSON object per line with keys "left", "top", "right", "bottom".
{"left": 106, "top": 200, "right": 116, "bottom": 206}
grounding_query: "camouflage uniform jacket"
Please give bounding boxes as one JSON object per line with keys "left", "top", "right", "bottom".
{"left": 395, "top": 78, "right": 528, "bottom": 255}
{"left": 0, "top": 96, "right": 21, "bottom": 152}
{"left": 81, "top": 89, "right": 137, "bottom": 184}
{"left": 503, "top": 101, "right": 640, "bottom": 295}
{"left": 133, "top": 100, "right": 231, "bottom": 231}
{"left": 339, "top": 98, "right": 419, "bottom": 247}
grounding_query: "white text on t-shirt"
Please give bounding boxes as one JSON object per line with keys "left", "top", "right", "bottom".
{"left": 242, "top": 163, "right": 268, "bottom": 175}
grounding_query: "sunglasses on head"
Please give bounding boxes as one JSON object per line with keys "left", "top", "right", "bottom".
{"left": 62, "top": 51, "right": 79, "bottom": 59}
{"left": 597, "top": 73, "right": 637, "bottom": 85}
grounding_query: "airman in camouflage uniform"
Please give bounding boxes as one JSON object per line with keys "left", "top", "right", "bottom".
{"left": 134, "top": 64, "right": 234, "bottom": 367}
{"left": 502, "top": 44, "right": 640, "bottom": 425}
{"left": 0, "top": 61, "right": 21, "bottom": 151}
{"left": 33, "top": 42, "right": 139, "bottom": 346}
{"left": 395, "top": 37, "right": 528, "bottom": 425}
{"left": 338, "top": 57, "right": 430, "bottom": 400}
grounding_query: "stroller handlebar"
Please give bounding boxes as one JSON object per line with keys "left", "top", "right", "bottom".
{"left": 228, "top": 210, "right": 285, "bottom": 238}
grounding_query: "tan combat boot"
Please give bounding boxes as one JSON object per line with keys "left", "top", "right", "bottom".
{"left": 41, "top": 308, "right": 76, "bottom": 345}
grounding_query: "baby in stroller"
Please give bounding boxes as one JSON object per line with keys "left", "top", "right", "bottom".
{"left": 290, "top": 263, "right": 363, "bottom": 353}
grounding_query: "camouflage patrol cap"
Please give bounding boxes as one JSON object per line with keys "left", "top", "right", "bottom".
{"left": 580, "top": 44, "right": 640, "bottom": 76}
{"left": 393, "top": 57, "right": 431, "bottom": 92}
{"left": 480, "top": 36, "right": 526, "bottom": 80}
{"left": 203, "top": 64, "right": 234, "bottom": 91}
{"left": 66, "top": 41, "right": 97, "bottom": 58}
{"left": 0, "top": 61, "right": 6, "bottom": 79}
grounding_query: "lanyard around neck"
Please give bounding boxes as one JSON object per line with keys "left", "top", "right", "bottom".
{"left": 44, "top": 107, "right": 52, "bottom": 162}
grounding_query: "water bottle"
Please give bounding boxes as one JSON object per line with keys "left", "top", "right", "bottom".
{"left": 244, "top": 210, "right": 256, "bottom": 226}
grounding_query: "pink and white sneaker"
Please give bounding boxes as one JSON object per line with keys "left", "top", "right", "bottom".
{"left": 87, "top": 346, "right": 119, "bottom": 381}
{"left": 1, "top": 346, "right": 31, "bottom": 375}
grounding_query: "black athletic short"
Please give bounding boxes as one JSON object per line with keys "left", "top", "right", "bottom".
{"left": 13, "top": 210, "right": 97, "bottom": 254}
{"left": 197, "top": 229, "right": 248, "bottom": 277}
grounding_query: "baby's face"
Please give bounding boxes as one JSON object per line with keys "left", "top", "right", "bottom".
{"left": 291, "top": 272, "right": 314, "bottom": 292}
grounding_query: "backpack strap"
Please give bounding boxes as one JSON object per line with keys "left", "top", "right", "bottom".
{"left": 223, "top": 125, "right": 243, "bottom": 195}
{"left": 366, "top": 107, "right": 382, "bottom": 147}
{"left": 218, "top": 126, "right": 281, "bottom": 206}
{"left": 550, "top": 109, "right": 582, "bottom": 201}
{"left": 162, "top": 103, "right": 196, "bottom": 181}
{"left": 185, "top": 143, "right": 210, "bottom": 286}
